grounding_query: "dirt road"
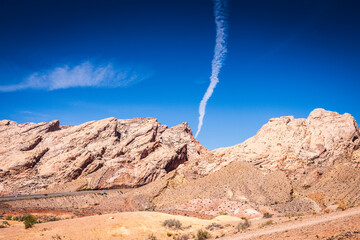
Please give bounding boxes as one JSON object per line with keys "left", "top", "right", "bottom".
{"left": 0, "top": 188, "right": 131, "bottom": 202}
{"left": 222, "top": 206, "right": 360, "bottom": 240}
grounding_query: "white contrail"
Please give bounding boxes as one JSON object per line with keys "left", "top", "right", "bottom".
{"left": 195, "top": 0, "right": 228, "bottom": 138}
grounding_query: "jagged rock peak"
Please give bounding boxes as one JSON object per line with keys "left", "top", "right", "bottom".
{"left": 0, "top": 117, "right": 206, "bottom": 195}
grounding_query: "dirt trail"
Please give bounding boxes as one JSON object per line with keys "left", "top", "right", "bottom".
{"left": 222, "top": 206, "right": 360, "bottom": 240}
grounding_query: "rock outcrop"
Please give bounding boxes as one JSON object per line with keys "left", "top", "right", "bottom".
{"left": 1, "top": 108, "right": 360, "bottom": 219}
{"left": 210, "top": 108, "right": 359, "bottom": 178}
{"left": 149, "top": 108, "right": 360, "bottom": 218}
{"left": 0, "top": 117, "right": 205, "bottom": 195}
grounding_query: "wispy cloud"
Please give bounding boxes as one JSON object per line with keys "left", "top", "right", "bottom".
{"left": 195, "top": 0, "right": 229, "bottom": 138}
{"left": 0, "top": 61, "right": 151, "bottom": 92}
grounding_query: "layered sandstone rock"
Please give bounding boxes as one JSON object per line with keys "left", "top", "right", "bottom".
{"left": 210, "top": 108, "right": 360, "bottom": 177}
{"left": 1, "top": 108, "right": 360, "bottom": 218}
{"left": 150, "top": 109, "right": 360, "bottom": 217}
{"left": 0, "top": 117, "right": 205, "bottom": 195}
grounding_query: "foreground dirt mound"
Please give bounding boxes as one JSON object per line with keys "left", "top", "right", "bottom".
{"left": 153, "top": 162, "right": 292, "bottom": 218}
{"left": 0, "top": 117, "right": 206, "bottom": 195}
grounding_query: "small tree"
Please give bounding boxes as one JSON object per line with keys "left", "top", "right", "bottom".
{"left": 24, "top": 214, "right": 37, "bottom": 229}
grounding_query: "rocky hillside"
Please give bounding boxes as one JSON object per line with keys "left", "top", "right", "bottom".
{"left": 200, "top": 108, "right": 359, "bottom": 177}
{"left": 1, "top": 108, "right": 360, "bottom": 219}
{"left": 0, "top": 117, "right": 206, "bottom": 195}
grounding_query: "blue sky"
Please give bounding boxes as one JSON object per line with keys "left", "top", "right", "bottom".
{"left": 0, "top": 0, "right": 359, "bottom": 149}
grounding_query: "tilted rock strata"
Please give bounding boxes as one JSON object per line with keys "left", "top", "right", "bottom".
{"left": 0, "top": 117, "right": 205, "bottom": 195}
{"left": 1, "top": 108, "right": 360, "bottom": 219}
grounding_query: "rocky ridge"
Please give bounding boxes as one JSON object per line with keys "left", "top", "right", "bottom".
{"left": 0, "top": 117, "right": 205, "bottom": 195}
{"left": 1, "top": 108, "right": 360, "bottom": 219}
{"left": 207, "top": 108, "right": 359, "bottom": 177}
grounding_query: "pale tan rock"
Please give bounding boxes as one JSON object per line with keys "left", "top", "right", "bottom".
{"left": 212, "top": 109, "right": 360, "bottom": 179}
{"left": 0, "top": 117, "right": 204, "bottom": 195}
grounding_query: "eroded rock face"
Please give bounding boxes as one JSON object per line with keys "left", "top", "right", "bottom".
{"left": 1, "top": 109, "right": 360, "bottom": 218}
{"left": 0, "top": 117, "right": 204, "bottom": 195}
{"left": 211, "top": 108, "right": 360, "bottom": 178}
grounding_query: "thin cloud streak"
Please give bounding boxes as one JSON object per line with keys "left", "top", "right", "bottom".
{"left": 195, "top": 0, "right": 228, "bottom": 138}
{"left": 0, "top": 61, "right": 151, "bottom": 92}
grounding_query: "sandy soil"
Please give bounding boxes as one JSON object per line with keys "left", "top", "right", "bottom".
{"left": 1, "top": 207, "right": 360, "bottom": 240}
{"left": 222, "top": 206, "right": 360, "bottom": 240}
{"left": 0, "top": 211, "right": 240, "bottom": 240}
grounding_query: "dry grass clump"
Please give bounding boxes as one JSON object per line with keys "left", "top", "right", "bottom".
{"left": 0, "top": 220, "right": 10, "bottom": 228}
{"left": 206, "top": 222, "right": 223, "bottom": 231}
{"left": 163, "top": 219, "right": 182, "bottom": 229}
{"left": 174, "top": 234, "right": 191, "bottom": 240}
{"left": 259, "top": 220, "right": 273, "bottom": 228}
{"left": 263, "top": 212, "right": 273, "bottom": 218}
{"left": 147, "top": 233, "right": 157, "bottom": 240}
{"left": 51, "top": 235, "right": 63, "bottom": 240}
{"left": 237, "top": 217, "right": 250, "bottom": 232}
{"left": 196, "top": 229, "right": 211, "bottom": 240}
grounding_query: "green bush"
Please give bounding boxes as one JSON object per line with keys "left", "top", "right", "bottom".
{"left": 24, "top": 214, "right": 37, "bottom": 229}
{"left": 196, "top": 229, "right": 211, "bottom": 240}
{"left": 5, "top": 215, "right": 12, "bottom": 220}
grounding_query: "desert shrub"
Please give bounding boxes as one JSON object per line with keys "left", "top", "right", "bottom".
{"left": 0, "top": 220, "right": 10, "bottom": 228}
{"left": 237, "top": 217, "right": 250, "bottom": 232}
{"left": 163, "top": 219, "right": 182, "bottom": 229}
{"left": 147, "top": 234, "right": 157, "bottom": 240}
{"left": 24, "top": 214, "right": 37, "bottom": 229}
{"left": 206, "top": 222, "right": 223, "bottom": 231}
{"left": 43, "top": 216, "right": 61, "bottom": 222}
{"left": 145, "top": 205, "right": 156, "bottom": 211}
{"left": 259, "top": 220, "right": 273, "bottom": 228}
{"left": 175, "top": 234, "right": 190, "bottom": 240}
{"left": 51, "top": 235, "right": 62, "bottom": 240}
{"left": 197, "top": 229, "right": 211, "bottom": 240}
{"left": 263, "top": 212, "right": 273, "bottom": 218}
{"left": 5, "top": 215, "right": 12, "bottom": 220}
{"left": 13, "top": 215, "right": 25, "bottom": 221}
{"left": 219, "top": 211, "right": 228, "bottom": 215}
{"left": 167, "top": 232, "right": 172, "bottom": 237}
{"left": 337, "top": 200, "right": 348, "bottom": 211}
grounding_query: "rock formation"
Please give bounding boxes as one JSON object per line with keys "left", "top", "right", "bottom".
{"left": 207, "top": 108, "right": 359, "bottom": 176}
{"left": 0, "top": 117, "right": 205, "bottom": 195}
{"left": 1, "top": 108, "right": 360, "bottom": 219}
